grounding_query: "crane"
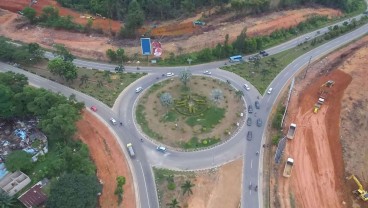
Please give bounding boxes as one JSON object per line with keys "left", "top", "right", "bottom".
{"left": 347, "top": 175, "right": 368, "bottom": 201}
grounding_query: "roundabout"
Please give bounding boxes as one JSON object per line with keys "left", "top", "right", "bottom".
{"left": 135, "top": 75, "right": 245, "bottom": 149}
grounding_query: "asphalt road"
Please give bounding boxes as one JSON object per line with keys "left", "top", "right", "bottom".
{"left": 2, "top": 11, "right": 368, "bottom": 208}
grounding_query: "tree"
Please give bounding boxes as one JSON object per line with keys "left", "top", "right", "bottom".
{"left": 106, "top": 49, "right": 117, "bottom": 62}
{"left": 48, "top": 58, "right": 78, "bottom": 82}
{"left": 4, "top": 150, "right": 33, "bottom": 173}
{"left": 181, "top": 180, "right": 195, "bottom": 196}
{"left": 116, "top": 48, "right": 126, "bottom": 63}
{"left": 166, "top": 198, "right": 181, "bottom": 208}
{"left": 79, "top": 74, "right": 89, "bottom": 86}
{"left": 27, "top": 89, "right": 65, "bottom": 116}
{"left": 179, "top": 69, "right": 192, "bottom": 87}
{"left": 125, "top": 0, "right": 145, "bottom": 30}
{"left": 12, "top": 86, "right": 39, "bottom": 116}
{"left": 53, "top": 44, "right": 75, "bottom": 62}
{"left": 46, "top": 173, "right": 102, "bottom": 208}
{"left": 28, "top": 43, "right": 44, "bottom": 60}
{"left": 114, "top": 176, "right": 126, "bottom": 205}
{"left": 160, "top": 92, "right": 173, "bottom": 109}
{"left": 210, "top": 89, "right": 223, "bottom": 104}
{"left": 269, "top": 57, "right": 278, "bottom": 68}
{"left": 22, "top": 7, "right": 37, "bottom": 23}
{"left": 235, "top": 90, "right": 244, "bottom": 100}
{"left": 253, "top": 58, "right": 261, "bottom": 70}
{"left": 0, "top": 190, "right": 16, "bottom": 208}
{"left": 0, "top": 71, "right": 28, "bottom": 94}
{"left": 0, "top": 85, "right": 13, "bottom": 119}
{"left": 261, "top": 68, "right": 270, "bottom": 79}
{"left": 39, "top": 103, "right": 80, "bottom": 144}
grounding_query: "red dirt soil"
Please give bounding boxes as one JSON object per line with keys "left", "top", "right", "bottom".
{"left": 76, "top": 111, "right": 136, "bottom": 208}
{"left": 0, "top": 0, "right": 122, "bottom": 32}
{"left": 277, "top": 68, "right": 352, "bottom": 207}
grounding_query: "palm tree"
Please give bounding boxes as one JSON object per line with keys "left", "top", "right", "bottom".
{"left": 0, "top": 190, "right": 16, "bottom": 207}
{"left": 79, "top": 74, "right": 89, "bottom": 86}
{"left": 166, "top": 198, "right": 181, "bottom": 208}
{"left": 179, "top": 68, "right": 192, "bottom": 87}
{"left": 181, "top": 180, "right": 195, "bottom": 196}
{"left": 235, "top": 90, "right": 244, "bottom": 100}
{"left": 210, "top": 89, "right": 223, "bottom": 105}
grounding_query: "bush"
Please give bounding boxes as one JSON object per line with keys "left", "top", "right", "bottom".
{"left": 167, "top": 182, "right": 176, "bottom": 190}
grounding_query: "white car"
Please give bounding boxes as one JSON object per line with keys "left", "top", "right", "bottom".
{"left": 156, "top": 146, "right": 167, "bottom": 153}
{"left": 135, "top": 87, "right": 143, "bottom": 93}
{"left": 267, "top": 88, "right": 273, "bottom": 94}
{"left": 203, "top": 70, "right": 211, "bottom": 75}
{"left": 243, "top": 84, "right": 250, "bottom": 91}
{"left": 110, "top": 118, "right": 117, "bottom": 125}
{"left": 166, "top": 72, "right": 174, "bottom": 77}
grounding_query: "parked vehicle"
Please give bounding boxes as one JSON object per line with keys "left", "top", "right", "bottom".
{"left": 286, "top": 123, "right": 297, "bottom": 139}
{"left": 283, "top": 158, "right": 294, "bottom": 177}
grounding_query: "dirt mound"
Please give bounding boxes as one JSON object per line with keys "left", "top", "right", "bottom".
{"left": 76, "top": 111, "right": 136, "bottom": 208}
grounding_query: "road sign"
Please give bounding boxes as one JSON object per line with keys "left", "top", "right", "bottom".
{"left": 140, "top": 38, "right": 151, "bottom": 55}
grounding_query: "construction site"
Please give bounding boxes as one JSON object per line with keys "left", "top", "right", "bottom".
{"left": 268, "top": 35, "right": 368, "bottom": 208}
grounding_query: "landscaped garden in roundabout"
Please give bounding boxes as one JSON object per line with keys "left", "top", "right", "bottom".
{"left": 135, "top": 70, "right": 245, "bottom": 150}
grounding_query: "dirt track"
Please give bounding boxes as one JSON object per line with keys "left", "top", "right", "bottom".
{"left": 76, "top": 111, "right": 136, "bottom": 208}
{"left": 274, "top": 36, "right": 368, "bottom": 208}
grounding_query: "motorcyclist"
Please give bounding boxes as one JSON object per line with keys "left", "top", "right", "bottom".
{"left": 256, "top": 151, "right": 259, "bottom": 156}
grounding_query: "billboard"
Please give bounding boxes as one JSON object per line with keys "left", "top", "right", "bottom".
{"left": 152, "top": 41, "right": 163, "bottom": 57}
{"left": 140, "top": 38, "right": 151, "bottom": 55}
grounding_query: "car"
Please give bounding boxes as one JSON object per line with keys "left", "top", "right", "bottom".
{"left": 90, "top": 106, "right": 97, "bottom": 112}
{"left": 255, "top": 101, "right": 260, "bottom": 109}
{"left": 110, "top": 118, "right": 117, "bottom": 125}
{"left": 156, "top": 146, "right": 167, "bottom": 153}
{"left": 305, "top": 36, "right": 310, "bottom": 40}
{"left": 243, "top": 84, "right": 250, "bottom": 91}
{"left": 262, "top": 52, "right": 269, "bottom": 57}
{"left": 166, "top": 72, "right": 174, "bottom": 77}
{"left": 259, "top": 50, "right": 266, "bottom": 55}
{"left": 267, "top": 88, "right": 273, "bottom": 94}
{"left": 247, "top": 131, "right": 253, "bottom": 141}
{"left": 135, "top": 87, "right": 143, "bottom": 93}
{"left": 248, "top": 105, "right": 253, "bottom": 113}
{"left": 257, "top": 118, "right": 263, "bottom": 127}
{"left": 247, "top": 117, "right": 252, "bottom": 126}
{"left": 203, "top": 70, "right": 212, "bottom": 75}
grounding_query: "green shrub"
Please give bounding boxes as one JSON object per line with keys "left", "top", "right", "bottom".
{"left": 167, "top": 182, "right": 176, "bottom": 190}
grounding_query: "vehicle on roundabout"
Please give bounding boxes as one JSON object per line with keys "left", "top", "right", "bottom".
{"left": 90, "top": 106, "right": 97, "bottom": 112}
{"left": 247, "top": 117, "right": 252, "bottom": 126}
{"left": 255, "top": 101, "right": 260, "bottom": 109}
{"left": 110, "top": 118, "right": 117, "bottom": 125}
{"left": 243, "top": 84, "right": 250, "bottom": 91}
{"left": 203, "top": 70, "right": 212, "bottom": 75}
{"left": 257, "top": 118, "right": 263, "bottom": 127}
{"left": 267, "top": 88, "right": 273, "bottom": 94}
{"left": 166, "top": 72, "right": 175, "bottom": 77}
{"left": 156, "top": 146, "right": 167, "bottom": 153}
{"left": 135, "top": 87, "right": 143, "bottom": 93}
{"left": 247, "top": 131, "right": 253, "bottom": 141}
{"left": 248, "top": 105, "right": 253, "bottom": 113}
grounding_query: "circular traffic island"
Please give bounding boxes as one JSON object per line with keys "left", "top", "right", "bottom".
{"left": 136, "top": 75, "right": 245, "bottom": 150}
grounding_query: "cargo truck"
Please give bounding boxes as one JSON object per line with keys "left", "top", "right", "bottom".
{"left": 286, "top": 123, "right": 297, "bottom": 139}
{"left": 283, "top": 158, "right": 294, "bottom": 177}
{"left": 126, "top": 143, "right": 135, "bottom": 157}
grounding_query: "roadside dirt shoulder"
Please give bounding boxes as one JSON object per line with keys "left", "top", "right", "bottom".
{"left": 76, "top": 111, "right": 136, "bottom": 208}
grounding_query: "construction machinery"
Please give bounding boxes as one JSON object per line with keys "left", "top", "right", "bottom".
{"left": 347, "top": 175, "right": 368, "bottom": 201}
{"left": 313, "top": 80, "right": 334, "bottom": 113}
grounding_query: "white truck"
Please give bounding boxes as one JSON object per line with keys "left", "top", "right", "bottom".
{"left": 283, "top": 158, "right": 294, "bottom": 178}
{"left": 126, "top": 143, "right": 135, "bottom": 157}
{"left": 286, "top": 123, "right": 297, "bottom": 139}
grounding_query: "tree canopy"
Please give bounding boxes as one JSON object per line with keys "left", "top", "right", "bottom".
{"left": 46, "top": 173, "right": 102, "bottom": 208}
{"left": 4, "top": 150, "right": 34, "bottom": 173}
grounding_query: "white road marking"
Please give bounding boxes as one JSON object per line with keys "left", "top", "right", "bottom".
{"left": 251, "top": 160, "right": 253, "bottom": 169}
{"left": 139, "top": 161, "right": 151, "bottom": 208}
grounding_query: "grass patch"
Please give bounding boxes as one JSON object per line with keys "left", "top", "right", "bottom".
{"left": 185, "top": 107, "right": 225, "bottom": 129}
{"left": 136, "top": 104, "right": 162, "bottom": 139}
{"left": 181, "top": 136, "right": 221, "bottom": 149}
{"left": 22, "top": 60, "right": 146, "bottom": 107}
{"left": 163, "top": 111, "right": 177, "bottom": 122}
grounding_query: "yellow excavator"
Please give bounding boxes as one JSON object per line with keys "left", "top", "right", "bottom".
{"left": 347, "top": 175, "right": 368, "bottom": 201}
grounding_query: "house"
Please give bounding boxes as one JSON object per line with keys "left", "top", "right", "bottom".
{"left": 18, "top": 180, "right": 48, "bottom": 208}
{"left": 0, "top": 171, "right": 31, "bottom": 196}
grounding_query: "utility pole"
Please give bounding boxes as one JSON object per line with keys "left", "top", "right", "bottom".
{"left": 303, "top": 56, "right": 312, "bottom": 79}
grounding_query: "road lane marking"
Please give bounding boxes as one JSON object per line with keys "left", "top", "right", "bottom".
{"left": 251, "top": 160, "right": 253, "bottom": 169}
{"left": 138, "top": 162, "right": 151, "bottom": 208}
